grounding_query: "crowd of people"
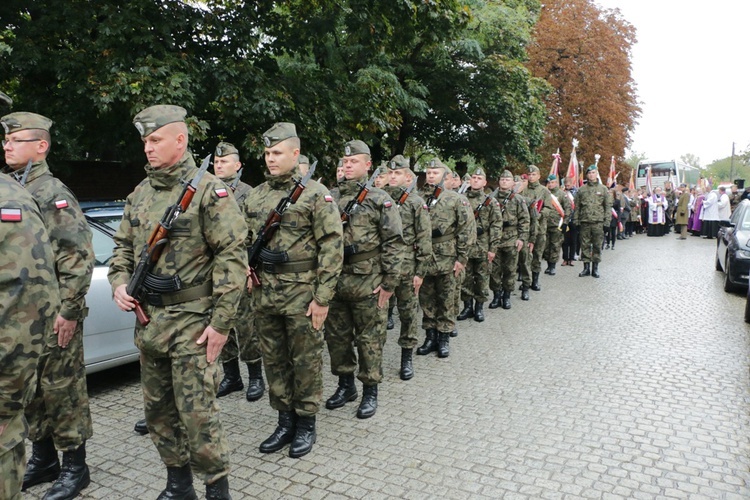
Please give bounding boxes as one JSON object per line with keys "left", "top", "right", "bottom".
{"left": 1, "top": 100, "right": 739, "bottom": 500}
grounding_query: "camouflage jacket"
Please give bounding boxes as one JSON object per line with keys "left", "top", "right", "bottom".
{"left": 548, "top": 186, "right": 572, "bottom": 229}
{"left": 331, "top": 176, "right": 404, "bottom": 291}
{"left": 109, "top": 152, "right": 248, "bottom": 355}
{"left": 522, "top": 181, "right": 555, "bottom": 239}
{"left": 23, "top": 160, "right": 93, "bottom": 322}
{"left": 222, "top": 174, "right": 254, "bottom": 248}
{"left": 495, "top": 189, "right": 530, "bottom": 248}
{"left": 573, "top": 180, "right": 612, "bottom": 225}
{"left": 246, "top": 167, "right": 343, "bottom": 308}
{"left": 466, "top": 188, "right": 503, "bottom": 257}
{"left": 384, "top": 185, "right": 432, "bottom": 278}
{"left": 0, "top": 176, "right": 59, "bottom": 451}
{"left": 419, "top": 184, "right": 473, "bottom": 274}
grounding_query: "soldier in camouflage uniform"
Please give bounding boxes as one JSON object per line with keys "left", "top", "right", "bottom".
{"left": 298, "top": 154, "right": 310, "bottom": 176}
{"left": 519, "top": 165, "right": 555, "bottom": 295}
{"left": 0, "top": 175, "right": 59, "bottom": 500}
{"left": 457, "top": 168, "right": 502, "bottom": 322}
{"left": 382, "top": 155, "right": 432, "bottom": 380}
{"left": 325, "top": 140, "right": 403, "bottom": 419}
{"left": 574, "top": 165, "right": 612, "bottom": 278}
{"left": 109, "top": 105, "right": 247, "bottom": 499}
{"left": 247, "top": 123, "right": 343, "bottom": 458}
{"left": 489, "top": 170, "right": 530, "bottom": 310}
{"left": 416, "top": 159, "right": 472, "bottom": 358}
{"left": 543, "top": 174, "right": 572, "bottom": 276}
{"left": 2, "top": 112, "right": 95, "bottom": 500}
{"left": 451, "top": 170, "right": 475, "bottom": 336}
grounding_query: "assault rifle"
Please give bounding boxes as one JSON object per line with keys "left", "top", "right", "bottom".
{"left": 341, "top": 169, "right": 378, "bottom": 224}
{"left": 247, "top": 161, "right": 317, "bottom": 288}
{"left": 474, "top": 187, "right": 499, "bottom": 219}
{"left": 457, "top": 181, "right": 469, "bottom": 195}
{"left": 395, "top": 176, "right": 418, "bottom": 207}
{"left": 229, "top": 168, "right": 243, "bottom": 191}
{"left": 499, "top": 184, "right": 519, "bottom": 214}
{"left": 15, "top": 159, "right": 32, "bottom": 186}
{"left": 126, "top": 154, "right": 211, "bottom": 326}
{"left": 425, "top": 172, "right": 447, "bottom": 210}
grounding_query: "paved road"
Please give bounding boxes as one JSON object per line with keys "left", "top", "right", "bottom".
{"left": 25, "top": 232, "right": 750, "bottom": 499}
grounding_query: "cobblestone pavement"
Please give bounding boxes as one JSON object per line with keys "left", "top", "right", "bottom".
{"left": 25, "top": 231, "right": 750, "bottom": 499}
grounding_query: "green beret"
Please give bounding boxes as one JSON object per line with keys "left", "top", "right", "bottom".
{"left": 500, "top": 170, "right": 514, "bottom": 179}
{"left": 1, "top": 112, "right": 53, "bottom": 135}
{"left": 547, "top": 174, "right": 557, "bottom": 181}
{"left": 344, "top": 140, "right": 370, "bottom": 157}
{"left": 586, "top": 165, "right": 598, "bottom": 172}
{"left": 528, "top": 165, "right": 540, "bottom": 174}
{"left": 473, "top": 167, "right": 486, "bottom": 178}
{"left": 133, "top": 105, "right": 186, "bottom": 138}
{"left": 0, "top": 92, "right": 12, "bottom": 109}
{"left": 215, "top": 141, "right": 239, "bottom": 157}
{"left": 298, "top": 154, "right": 309, "bottom": 165}
{"left": 388, "top": 154, "right": 410, "bottom": 170}
{"left": 263, "top": 122, "right": 297, "bottom": 147}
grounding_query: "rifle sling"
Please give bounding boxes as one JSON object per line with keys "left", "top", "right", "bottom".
{"left": 145, "top": 281, "right": 213, "bottom": 307}
{"left": 261, "top": 260, "right": 317, "bottom": 274}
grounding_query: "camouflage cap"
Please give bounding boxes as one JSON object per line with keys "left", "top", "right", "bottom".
{"left": 215, "top": 141, "right": 239, "bottom": 157}
{"left": 388, "top": 154, "right": 410, "bottom": 170}
{"left": 298, "top": 154, "right": 309, "bottom": 165}
{"left": 586, "top": 164, "right": 598, "bottom": 172}
{"left": 343, "top": 140, "right": 370, "bottom": 157}
{"left": 473, "top": 167, "right": 486, "bottom": 177}
{"left": 513, "top": 175, "right": 521, "bottom": 182}
{"left": 0, "top": 92, "right": 12, "bottom": 108}
{"left": 132, "top": 105, "right": 186, "bottom": 138}
{"left": 1, "top": 112, "right": 53, "bottom": 135}
{"left": 528, "top": 165, "right": 540, "bottom": 174}
{"left": 376, "top": 165, "right": 388, "bottom": 176}
{"left": 547, "top": 174, "right": 557, "bottom": 181}
{"left": 263, "top": 122, "right": 297, "bottom": 147}
{"left": 462, "top": 173, "right": 471, "bottom": 182}
{"left": 500, "top": 169, "right": 514, "bottom": 179}
{"left": 427, "top": 158, "right": 448, "bottom": 171}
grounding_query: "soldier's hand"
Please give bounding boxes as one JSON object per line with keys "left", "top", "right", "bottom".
{"left": 413, "top": 275, "right": 424, "bottom": 296}
{"left": 528, "top": 242, "right": 535, "bottom": 253}
{"left": 488, "top": 251, "right": 496, "bottom": 263}
{"left": 113, "top": 284, "right": 135, "bottom": 311}
{"left": 196, "top": 325, "right": 228, "bottom": 364}
{"left": 54, "top": 315, "right": 78, "bottom": 348}
{"left": 515, "top": 239, "right": 523, "bottom": 252}
{"left": 453, "top": 260, "right": 465, "bottom": 277}
{"left": 372, "top": 285, "right": 394, "bottom": 308}
{"left": 246, "top": 274, "right": 254, "bottom": 293}
{"left": 306, "top": 300, "right": 329, "bottom": 330}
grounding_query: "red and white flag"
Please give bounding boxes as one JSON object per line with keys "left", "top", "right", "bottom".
{"left": 565, "top": 139, "right": 580, "bottom": 187}
{"left": 549, "top": 149, "right": 561, "bottom": 178}
{"left": 606, "top": 156, "right": 617, "bottom": 187}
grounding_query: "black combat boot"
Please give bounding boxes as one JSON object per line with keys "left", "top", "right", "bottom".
{"left": 521, "top": 286, "right": 530, "bottom": 301}
{"left": 456, "top": 300, "right": 474, "bottom": 320}
{"left": 134, "top": 418, "right": 148, "bottom": 435}
{"left": 245, "top": 361, "right": 265, "bottom": 402}
{"left": 416, "top": 329, "right": 437, "bottom": 355}
{"left": 591, "top": 262, "right": 600, "bottom": 278}
{"left": 42, "top": 443, "right": 90, "bottom": 500}
{"left": 356, "top": 385, "right": 378, "bottom": 419}
{"left": 450, "top": 326, "right": 458, "bottom": 338}
{"left": 205, "top": 476, "right": 231, "bottom": 500}
{"left": 473, "top": 302, "right": 485, "bottom": 322}
{"left": 156, "top": 464, "right": 197, "bottom": 500}
{"left": 259, "top": 411, "right": 296, "bottom": 453}
{"left": 579, "top": 262, "right": 591, "bottom": 277}
{"left": 289, "top": 415, "right": 316, "bottom": 458}
{"left": 531, "top": 272, "right": 541, "bottom": 291}
{"left": 548, "top": 262, "right": 556, "bottom": 276}
{"left": 23, "top": 436, "right": 60, "bottom": 491}
{"left": 325, "top": 374, "right": 358, "bottom": 409}
{"left": 399, "top": 348, "right": 414, "bottom": 381}
{"left": 544, "top": 262, "right": 553, "bottom": 274}
{"left": 501, "top": 290, "right": 512, "bottom": 310}
{"left": 437, "top": 332, "right": 450, "bottom": 358}
{"left": 216, "top": 358, "right": 243, "bottom": 398}
{"left": 387, "top": 307, "right": 395, "bottom": 330}
{"left": 489, "top": 290, "right": 501, "bottom": 309}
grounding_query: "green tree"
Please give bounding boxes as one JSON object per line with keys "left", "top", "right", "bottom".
{"left": 680, "top": 153, "right": 701, "bottom": 169}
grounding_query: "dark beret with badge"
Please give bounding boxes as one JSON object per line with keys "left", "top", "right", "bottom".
{"left": 215, "top": 142, "right": 239, "bottom": 158}
{"left": 547, "top": 174, "right": 557, "bottom": 182}
{"left": 1, "top": 111, "right": 53, "bottom": 135}
{"left": 343, "top": 140, "right": 370, "bottom": 157}
{"left": 472, "top": 167, "right": 486, "bottom": 178}
{"left": 132, "top": 104, "right": 187, "bottom": 138}
{"left": 388, "top": 154, "right": 409, "bottom": 170}
{"left": 263, "top": 122, "right": 297, "bottom": 147}
{"left": 586, "top": 164, "right": 598, "bottom": 173}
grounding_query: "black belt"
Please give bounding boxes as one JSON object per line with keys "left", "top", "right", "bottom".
{"left": 145, "top": 281, "right": 212, "bottom": 307}
{"left": 344, "top": 248, "right": 380, "bottom": 264}
{"left": 502, "top": 222, "right": 516, "bottom": 228}
{"left": 432, "top": 232, "right": 455, "bottom": 244}
{"left": 261, "top": 260, "right": 317, "bottom": 274}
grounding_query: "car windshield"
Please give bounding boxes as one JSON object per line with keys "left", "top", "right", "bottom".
{"left": 90, "top": 215, "right": 121, "bottom": 266}
{"left": 741, "top": 209, "right": 750, "bottom": 231}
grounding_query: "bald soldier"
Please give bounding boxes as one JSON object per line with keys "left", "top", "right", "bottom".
{"left": 325, "top": 140, "right": 403, "bottom": 419}
{"left": 0, "top": 176, "right": 59, "bottom": 500}
{"left": 109, "top": 105, "right": 247, "bottom": 499}
{"left": 2, "top": 112, "right": 95, "bottom": 499}
{"left": 382, "top": 155, "right": 432, "bottom": 380}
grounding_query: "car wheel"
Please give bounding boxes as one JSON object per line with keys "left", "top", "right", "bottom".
{"left": 715, "top": 249, "right": 723, "bottom": 271}
{"left": 724, "top": 256, "right": 740, "bottom": 293}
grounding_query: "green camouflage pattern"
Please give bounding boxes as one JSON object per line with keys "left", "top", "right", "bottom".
{"left": 520, "top": 180, "right": 554, "bottom": 278}
{"left": 453, "top": 190, "right": 476, "bottom": 314}
{"left": 0, "top": 177, "right": 58, "bottom": 495}
{"left": 327, "top": 177, "right": 404, "bottom": 385}
{"left": 247, "top": 167, "right": 343, "bottom": 416}
{"left": 491, "top": 189, "right": 530, "bottom": 292}
{"left": 21, "top": 160, "right": 95, "bottom": 450}
{"left": 543, "top": 186, "right": 572, "bottom": 264}
{"left": 462, "top": 189, "right": 503, "bottom": 302}
{"left": 573, "top": 179, "right": 612, "bottom": 263}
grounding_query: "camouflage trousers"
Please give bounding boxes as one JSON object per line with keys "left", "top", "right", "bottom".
{"left": 490, "top": 246, "right": 519, "bottom": 292}
{"left": 454, "top": 269, "right": 465, "bottom": 315}
{"left": 392, "top": 275, "right": 420, "bottom": 349}
{"left": 0, "top": 434, "right": 24, "bottom": 500}
{"left": 326, "top": 273, "right": 387, "bottom": 386}
{"left": 461, "top": 257, "right": 491, "bottom": 302}
{"left": 579, "top": 222, "right": 604, "bottom": 263}
{"left": 256, "top": 313, "right": 324, "bottom": 417}
{"left": 25, "top": 324, "right": 92, "bottom": 450}
{"left": 520, "top": 229, "right": 546, "bottom": 285}
{"left": 543, "top": 226, "right": 564, "bottom": 264}
{"left": 220, "top": 293, "right": 261, "bottom": 363}
{"left": 140, "top": 352, "right": 229, "bottom": 484}
{"left": 420, "top": 271, "right": 457, "bottom": 333}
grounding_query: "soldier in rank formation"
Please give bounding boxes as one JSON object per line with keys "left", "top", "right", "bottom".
{"left": 1, "top": 101, "right": 618, "bottom": 499}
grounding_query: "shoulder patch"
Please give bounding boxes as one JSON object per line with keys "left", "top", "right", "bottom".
{"left": 462, "top": 200, "right": 469, "bottom": 206}
{"left": 384, "top": 200, "right": 392, "bottom": 208}
{"left": 215, "top": 187, "right": 229, "bottom": 198}
{"left": 55, "top": 199, "right": 69, "bottom": 209}
{"left": 0, "top": 207, "right": 22, "bottom": 222}
{"left": 423, "top": 204, "right": 429, "bottom": 209}
{"left": 324, "top": 195, "right": 333, "bottom": 203}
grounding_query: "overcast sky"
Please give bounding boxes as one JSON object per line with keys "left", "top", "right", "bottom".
{"left": 593, "top": 0, "right": 749, "bottom": 166}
